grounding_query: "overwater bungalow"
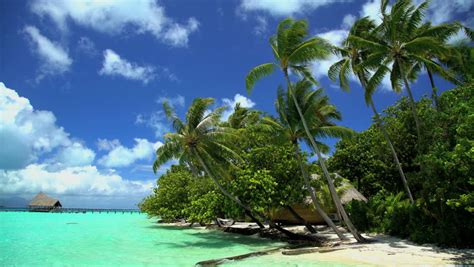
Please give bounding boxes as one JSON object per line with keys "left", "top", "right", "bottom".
{"left": 28, "top": 192, "right": 62, "bottom": 212}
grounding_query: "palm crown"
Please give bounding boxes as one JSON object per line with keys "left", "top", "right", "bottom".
{"left": 350, "top": 0, "right": 446, "bottom": 89}
{"left": 153, "top": 98, "right": 240, "bottom": 175}
{"left": 328, "top": 17, "right": 381, "bottom": 103}
{"left": 246, "top": 18, "right": 331, "bottom": 92}
{"left": 266, "top": 79, "right": 352, "bottom": 148}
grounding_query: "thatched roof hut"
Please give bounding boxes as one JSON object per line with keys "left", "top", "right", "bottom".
{"left": 310, "top": 173, "right": 367, "bottom": 204}
{"left": 29, "top": 192, "right": 62, "bottom": 212}
{"left": 340, "top": 182, "right": 367, "bottom": 204}
{"left": 272, "top": 174, "right": 366, "bottom": 225}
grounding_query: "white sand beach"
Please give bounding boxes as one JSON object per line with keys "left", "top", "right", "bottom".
{"left": 165, "top": 222, "right": 473, "bottom": 266}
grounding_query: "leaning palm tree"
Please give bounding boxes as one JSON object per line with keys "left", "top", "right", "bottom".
{"left": 329, "top": 17, "right": 414, "bottom": 203}
{"left": 265, "top": 80, "right": 354, "bottom": 240}
{"left": 246, "top": 18, "right": 365, "bottom": 242}
{"left": 350, "top": 0, "right": 450, "bottom": 146}
{"left": 153, "top": 98, "right": 265, "bottom": 228}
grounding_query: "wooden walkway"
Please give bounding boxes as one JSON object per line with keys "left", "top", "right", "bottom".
{"left": 0, "top": 208, "right": 141, "bottom": 214}
{"left": 57, "top": 208, "right": 141, "bottom": 214}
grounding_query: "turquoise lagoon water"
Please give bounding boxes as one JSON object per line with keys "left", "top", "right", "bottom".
{"left": 0, "top": 212, "right": 348, "bottom": 266}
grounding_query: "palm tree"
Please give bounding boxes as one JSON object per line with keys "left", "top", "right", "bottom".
{"left": 226, "top": 103, "right": 260, "bottom": 129}
{"left": 437, "top": 25, "right": 473, "bottom": 85}
{"left": 153, "top": 98, "right": 265, "bottom": 228}
{"left": 350, "top": 0, "right": 450, "bottom": 146}
{"left": 407, "top": 22, "right": 461, "bottom": 110}
{"left": 265, "top": 79, "right": 354, "bottom": 240}
{"left": 443, "top": 43, "right": 474, "bottom": 84}
{"left": 329, "top": 17, "right": 415, "bottom": 203}
{"left": 246, "top": 18, "right": 365, "bottom": 242}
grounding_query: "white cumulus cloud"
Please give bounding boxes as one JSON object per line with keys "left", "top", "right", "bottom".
{"left": 0, "top": 164, "right": 153, "bottom": 197}
{"left": 30, "top": 0, "right": 199, "bottom": 47}
{"left": 0, "top": 82, "right": 71, "bottom": 169}
{"left": 360, "top": 0, "right": 385, "bottom": 24}
{"left": 54, "top": 142, "right": 96, "bottom": 167}
{"left": 163, "top": 18, "right": 200, "bottom": 47}
{"left": 239, "top": 0, "right": 350, "bottom": 16}
{"left": 342, "top": 14, "right": 356, "bottom": 29}
{"left": 135, "top": 111, "right": 170, "bottom": 138}
{"left": 254, "top": 16, "right": 268, "bottom": 35}
{"left": 312, "top": 29, "right": 349, "bottom": 80}
{"left": 77, "top": 36, "right": 98, "bottom": 56}
{"left": 419, "top": 0, "right": 474, "bottom": 26}
{"left": 97, "top": 138, "right": 121, "bottom": 151}
{"left": 99, "top": 49, "right": 156, "bottom": 84}
{"left": 98, "top": 138, "right": 162, "bottom": 168}
{"left": 0, "top": 83, "right": 155, "bottom": 205}
{"left": 23, "top": 25, "right": 72, "bottom": 81}
{"left": 222, "top": 94, "right": 256, "bottom": 121}
{"left": 157, "top": 95, "right": 185, "bottom": 108}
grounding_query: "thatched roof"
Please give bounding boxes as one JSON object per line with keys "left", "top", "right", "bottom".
{"left": 340, "top": 183, "right": 367, "bottom": 204}
{"left": 29, "top": 192, "right": 61, "bottom": 207}
{"left": 310, "top": 173, "right": 367, "bottom": 204}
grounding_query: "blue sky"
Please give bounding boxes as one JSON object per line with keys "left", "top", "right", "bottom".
{"left": 0, "top": 0, "right": 472, "bottom": 208}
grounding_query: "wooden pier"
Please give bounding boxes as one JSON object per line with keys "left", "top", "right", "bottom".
{"left": 56, "top": 208, "right": 141, "bottom": 214}
{"left": 0, "top": 208, "right": 141, "bottom": 214}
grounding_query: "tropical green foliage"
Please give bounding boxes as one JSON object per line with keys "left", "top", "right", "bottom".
{"left": 139, "top": 165, "right": 226, "bottom": 224}
{"left": 139, "top": 166, "right": 192, "bottom": 221}
{"left": 247, "top": 16, "right": 364, "bottom": 242}
{"left": 334, "top": 84, "right": 474, "bottom": 247}
{"left": 140, "top": 0, "right": 473, "bottom": 248}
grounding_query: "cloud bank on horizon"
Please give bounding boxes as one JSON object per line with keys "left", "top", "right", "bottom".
{"left": 0, "top": 82, "right": 157, "bottom": 207}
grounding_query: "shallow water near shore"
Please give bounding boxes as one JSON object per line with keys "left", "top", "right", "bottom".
{"left": 0, "top": 212, "right": 349, "bottom": 266}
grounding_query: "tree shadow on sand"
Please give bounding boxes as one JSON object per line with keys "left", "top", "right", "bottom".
{"left": 153, "top": 230, "right": 279, "bottom": 249}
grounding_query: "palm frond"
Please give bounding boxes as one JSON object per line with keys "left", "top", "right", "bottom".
{"left": 153, "top": 138, "right": 183, "bottom": 173}
{"left": 288, "top": 37, "right": 331, "bottom": 65}
{"left": 406, "top": 1, "right": 428, "bottom": 35}
{"left": 162, "top": 101, "right": 185, "bottom": 133}
{"left": 187, "top": 98, "right": 215, "bottom": 130}
{"left": 245, "top": 63, "right": 276, "bottom": 93}
{"left": 276, "top": 18, "right": 294, "bottom": 57}
{"left": 291, "top": 65, "right": 319, "bottom": 85}
{"left": 328, "top": 58, "right": 350, "bottom": 91}
{"left": 314, "top": 125, "right": 355, "bottom": 139}
{"left": 348, "top": 35, "right": 386, "bottom": 52}
{"left": 366, "top": 65, "right": 390, "bottom": 103}
{"left": 403, "top": 36, "right": 447, "bottom": 55}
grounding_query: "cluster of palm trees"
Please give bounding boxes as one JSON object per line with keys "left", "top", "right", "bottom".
{"left": 153, "top": 0, "right": 471, "bottom": 243}
{"left": 329, "top": 0, "right": 472, "bottom": 206}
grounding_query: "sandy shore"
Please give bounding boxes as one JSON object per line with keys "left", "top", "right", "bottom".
{"left": 280, "top": 226, "right": 473, "bottom": 266}
{"left": 281, "top": 234, "right": 473, "bottom": 266}
{"left": 159, "top": 221, "right": 473, "bottom": 266}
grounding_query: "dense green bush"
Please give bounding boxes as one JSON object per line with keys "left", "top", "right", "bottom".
{"left": 139, "top": 166, "right": 193, "bottom": 221}
{"left": 340, "top": 84, "right": 474, "bottom": 247}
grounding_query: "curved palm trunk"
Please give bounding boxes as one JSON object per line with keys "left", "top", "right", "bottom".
{"left": 284, "top": 72, "right": 365, "bottom": 242}
{"left": 285, "top": 205, "right": 317, "bottom": 233}
{"left": 357, "top": 71, "right": 414, "bottom": 204}
{"left": 193, "top": 152, "right": 307, "bottom": 238}
{"left": 193, "top": 150, "right": 265, "bottom": 229}
{"left": 426, "top": 68, "right": 439, "bottom": 111}
{"left": 268, "top": 220, "right": 307, "bottom": 239}
{"left": 397, "top": 58, "right": 422, "bottom": 146}
{"left": 369, "top": 99, "right": 415, "bottom": 203}
{"left": 294, "top": 146, "right": 347, "bottom": 240}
